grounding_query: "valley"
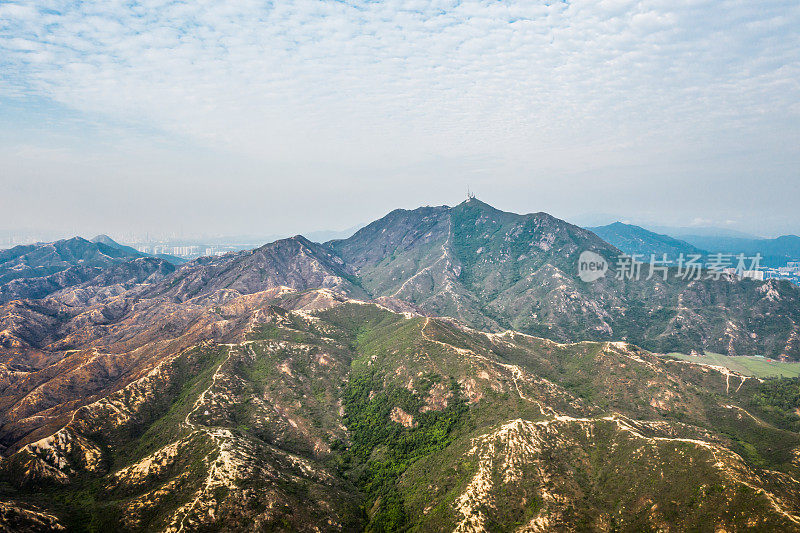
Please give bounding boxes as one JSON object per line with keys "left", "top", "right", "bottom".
{"left": 1, "top": 201, "right": 799, "bottom": 531}
{"left": 2, "top": 291, "right": 800, "bottom": 531}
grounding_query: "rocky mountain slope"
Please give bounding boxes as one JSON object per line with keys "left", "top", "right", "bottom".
{"left": 1, "top": 200, "right": 800, "bottom": 531}
{"left": 0, "top": 235, "right": 365, "bottom": 458}
{"left": 141, "top": 235, "right": 366, "bottom": 302}
{"left": 1, "top": 290, "right": 799, "bottom": 531}
{"left": 0, "top": 237, "right": 142, "bottom": 285}
{"left": 3, "top": 201, "right": 798, "bottom": 359}
{"left": 0, "top": 256, "right": 175, "bottom": 306}
{"left": 328, "top": 199, "right": 800, "bottom": 359}
{"left": 0, "top": 236, "right": 181, "bottom": 304}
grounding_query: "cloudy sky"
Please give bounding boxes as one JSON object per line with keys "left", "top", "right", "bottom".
{"left": 1, "top": 0, "right": 798, "bottom": 240}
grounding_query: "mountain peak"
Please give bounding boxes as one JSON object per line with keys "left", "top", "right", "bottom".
{"left": 454, "top": 196, "right": 496, "bottom": 210}
{"left": 255, "top": 234, "right": 315, "bottom": 253}
{"left": 58, "top": 236, "right": 93, "bottom": 245}
{"left": 589, "top": 221, "right": 706, "bottom": 257}
{"left": 91, "top": 234, "right": 119, "bottom": 246}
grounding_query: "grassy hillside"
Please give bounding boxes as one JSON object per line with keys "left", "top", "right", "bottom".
{"left": 4, "top": 295, "right": 799, "bottom": 531}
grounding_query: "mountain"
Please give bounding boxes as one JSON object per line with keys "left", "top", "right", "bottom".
{"left": 0, "top": 235, "right": 366, "bottom": 369}
{"left": 1, "top": 292, "right": 800, "bottom": 531}
{"left": 92, "top": 234, "right": 186, "bottom": 265}
{"left": 0, "top": 257, "right": 174, "bottom": 305}
{"left": 676, "top": 234, "right": 800, "bottom": 268}
{"left": 2, "top": 200, "right": 800, "bottom": 530}
{"left": 585, "top": 223, "right": 800, "bottom": 268}
{"left": 144, "top": 235, "right": 367, "bottom": 302}
{"left": 0, "top": 237, "right": 150, "bottom": 304}
{"left": 5, "top": 201, "right": 798, "bottom": 357}
{"left": 588, "top": 221, "right": 707, "bottom": 258}
{"left": 90, "top": 234, "right": 142, "bottom": 256}
{"left": 0, "top": 237, "right": 181, "bottom": 305}
{"left": 0, "top": 237, "right": 143, "bottom": 285}
{"left": 328, "top": 198, "right": 800, "bottom": 359}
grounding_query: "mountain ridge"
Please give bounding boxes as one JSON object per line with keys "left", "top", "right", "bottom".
{"left": 4, "top": 200, "right": 798, "bottom": 358}
{"left": 1, "top": 290, "right": 799, "bottom": 531}
{"left": 326, "top": 198, "right": 800, "bottom": 358}
{"left": 588, "top": 221, "right": 708, "bottom": 258}
{"left": 1, "top": 200, "right": 800, "bottom": 530}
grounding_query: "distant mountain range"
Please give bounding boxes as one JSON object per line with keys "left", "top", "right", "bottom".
{"left": 676, "top": 234, "right": 800, "bottom": 268}
{"left": 648, "top": 225, "right": 760, "bottom": 239}
{"left": 91, "top": 234, "right": 186, "bottom": 265}
{"left": 588, "top": 221, "right": 800, "bottom": 269}
{"left": 2, "top": 200, "right": 800, "bottom": 531}
{"left": 3, "top": 201, "right": 799, "bottom": 357}
{"left": 588, "top": 221, "right": 707, "bottom": 258}
{"left": 0, "top": 236, "right": 142, "bottom": 284}
{"left": 0, "top": 236, "right": 183, "bottom": 304}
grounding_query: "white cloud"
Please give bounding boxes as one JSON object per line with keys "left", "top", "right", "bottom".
{"left": 0, "top": 0, "right": 798, "bottom": 236}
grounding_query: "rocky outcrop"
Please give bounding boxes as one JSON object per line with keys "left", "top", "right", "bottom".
{"left": 0, "top": 296, "right": 799, "bottom": 531}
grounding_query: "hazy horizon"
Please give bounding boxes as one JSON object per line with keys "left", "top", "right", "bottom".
{"left": 2, "top": 1, "right": 799, "bottom": 238}
{"left": 0, "top": 197, "right": 793, "bottom": 246}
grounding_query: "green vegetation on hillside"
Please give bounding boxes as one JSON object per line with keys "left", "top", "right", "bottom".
{"left": 748, "top": 378, "right": 800, "bottom": 432}
{"left": 330, "top": 200, "right": 800, "bottom": 360}
{"left": 342, "top": 371, "right": 468, "bottom": 531}
{"left": 4, "top": 301, "right": 800, "bottom": 531}
{"left": 0, "top": 345, "right": 229, "bottom": 532}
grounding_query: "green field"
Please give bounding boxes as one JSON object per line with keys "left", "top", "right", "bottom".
{"left": 662, "top": 352, "right": 800, "bottom": 378}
